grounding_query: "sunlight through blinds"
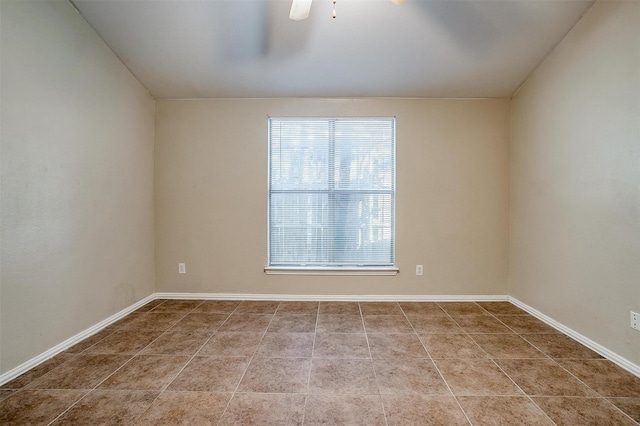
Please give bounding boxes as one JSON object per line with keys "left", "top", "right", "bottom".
{"left": 268, "top": 117, "right": 395, "bottom": 268}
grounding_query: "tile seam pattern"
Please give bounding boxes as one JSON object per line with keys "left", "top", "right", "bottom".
{"left": 0, "top": 300, "right": 637, "bottom": 425}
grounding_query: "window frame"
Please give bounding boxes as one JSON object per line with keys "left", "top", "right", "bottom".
{"left": 265, "top": 117, "right": 398, "bottom": 276}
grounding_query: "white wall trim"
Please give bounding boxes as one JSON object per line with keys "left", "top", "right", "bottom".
{"left": 0, "top": 294, "right": 155, "bottom": 386}
{"left": 154, "top": 292, "right": 509, "bottom": 302}
{"left": 5, "top": 293, "right": 637, "bottom": 386}
{"left": 509, "top": 297, "right": 640, "bottom": 378}
{"left": 1, "top": 292, "right": 505, "bottom": 385}
{"left": 264, "top": 267, "right": 399, "bottom": 276}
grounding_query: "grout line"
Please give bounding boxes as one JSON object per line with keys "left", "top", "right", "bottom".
{"left": 359, "top": 302, "right": 390, "bottom": 426}
{"left": 490, "top": 358, "right": 558, "bottom": 425}
{"left": 443, "top": 302, "right": 557, "bottom": 424}
{"left": 534, "top": 354, "right": 640, "bottom": 424}
{"left": 215, "top": 301, "right": 280, "bottom": 426}
{"left": 300, "top": 302, "right": 320, "bottom": 426}
{"left": 45, "top": 299, "right": 179, "bottom": 425}
{"left": 476, "top": 304, "right": 557, "bottom": 425}
{"left": 480, "top": 306, "right": 633, "bottom": 424}
{"left": 97, "top": 302, "right": 205, "bottom": 424}
{"left": 192, "top": 301, "right": 245, "bottom": 426}
{"left": 134, "top": 300, "right": 235, "bottom": 424}
{"left": 405, "top": 303, "right": 473, "bottom": 426}
{"left": 470, "top": 305, "right": 556, "bottom": 424}
{"left": 45, "top": 389, "right": 93, "bottom": 426}
{"left": 13, "top": 299, "right": 640, "bottom": 425}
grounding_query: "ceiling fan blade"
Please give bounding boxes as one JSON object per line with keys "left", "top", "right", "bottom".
{"left": 289, "top": 0, "right": 312, "bottom": 20}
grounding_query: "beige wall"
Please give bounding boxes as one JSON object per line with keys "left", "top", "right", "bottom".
{"left": 510, "top": 1, "right": 640, "bottom": 364}
{"left": 0, "top": 1, "right": 156, "bottom": 373}
{"left": 155, "top": 98, "right": 510, "bottom": 296}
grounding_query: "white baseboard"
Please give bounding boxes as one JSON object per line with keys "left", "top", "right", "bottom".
{"left": 4, "top": 292, "right": 506, "bottom": 386}
{"left": 154, "top": 292, "right": 510, "bottom": 302}
{"left": 509, "top": 297, "right": 640, "bottom": 378}
{"left": 4, "top": 292, "right": 637, "bottom": 387}
{"left": 0, "top": 294, "right": 155, "bottom": 387}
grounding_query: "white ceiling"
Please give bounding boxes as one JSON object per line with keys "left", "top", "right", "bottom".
{"left": 72, "top": 0, "right": 595, "bottom": 99}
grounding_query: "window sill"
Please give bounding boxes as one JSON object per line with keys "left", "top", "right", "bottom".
{"left": 264, "top": 266, "right": 399, "bottom": 276}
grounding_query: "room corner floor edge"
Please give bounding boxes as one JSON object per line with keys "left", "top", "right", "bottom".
{"left": 1, "top": 292, "right": 638, "bottom": 386}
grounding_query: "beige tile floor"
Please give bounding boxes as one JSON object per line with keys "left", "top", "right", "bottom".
{"left": 1, "top": 300, "right": 639, "bottom": 425}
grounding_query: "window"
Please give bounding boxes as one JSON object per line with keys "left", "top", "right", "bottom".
{"left": 267, "top": 117, "right": 396, "bottom": 274}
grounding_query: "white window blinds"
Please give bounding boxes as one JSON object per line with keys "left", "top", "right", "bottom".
{"left": 268, "top": 117, "right": 395, "bottom": 268}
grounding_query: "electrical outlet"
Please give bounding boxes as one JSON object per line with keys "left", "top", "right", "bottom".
{"left": 178, "top": 263, "right": 186, "bottom": 274}
{"left": 416, "top": 265, "right": 423, "bottom": 276}
{"left": 631, "top": 311, "right": 640, "bottom": 332}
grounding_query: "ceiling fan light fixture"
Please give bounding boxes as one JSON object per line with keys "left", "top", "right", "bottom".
{"left": 289, "top": 0, "right": 405, "bottom": 20}
{"left": 289, "top": 0, "right": 313, "bottom": 20}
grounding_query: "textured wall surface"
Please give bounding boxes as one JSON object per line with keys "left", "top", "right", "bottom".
{"left": 0, "top": 1, "right": 156, "bottom": 373}
{"left": 510, "top": 1, "right": 640, "bottom": 365}
{"left": 155, "top": 98, "right": 510, "bottom": 297}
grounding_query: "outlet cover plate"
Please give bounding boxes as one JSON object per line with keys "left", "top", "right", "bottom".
{"left": 631, "top": 311, "right": 640, "bottom": 331}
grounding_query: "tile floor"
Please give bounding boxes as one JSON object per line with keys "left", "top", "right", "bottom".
{"left": 1, "top": 300, "right": 639, "bottom": 425}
